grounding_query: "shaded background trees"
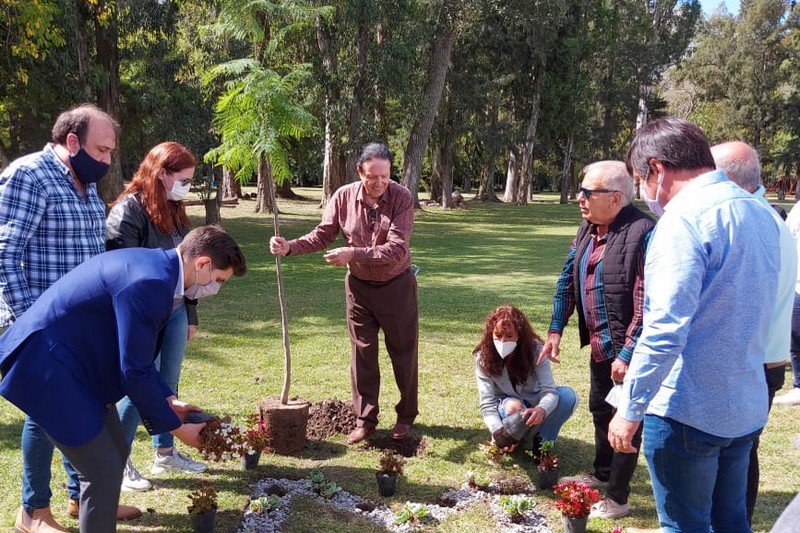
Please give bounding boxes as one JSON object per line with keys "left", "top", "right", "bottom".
{"left": 1, "top": 0, "right": 796, "bottom": 206}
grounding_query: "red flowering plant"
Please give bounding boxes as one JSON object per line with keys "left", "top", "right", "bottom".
{"left": 243, "top": 414, "right": 270, "bottom": 453}
{"left": 552, "top": 480, "right": 600, "bottom": 518}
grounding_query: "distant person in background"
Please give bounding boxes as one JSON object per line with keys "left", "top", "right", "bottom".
{"left": 475, "top": 305, "right": 577, "bottom": 454}
{"left": 610, "top": 117, "right": 779, "bottom": 532}
{"left": 270, "top": 142, "right": 419, "bottom": 445}
{"left": 777, "top": 200, "right": 800, "bottom": 411}
{"left": 540, "top": 161, "right": 655, "bottom": 519}
{"left": 711, "top": 140, "right": 797, "bottom": 524}
{"left": 106, "top": 142, "right": 208, "bottom": 496}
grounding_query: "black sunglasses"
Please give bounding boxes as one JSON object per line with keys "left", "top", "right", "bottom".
{"left": 578, "top": 187, "right": 618, "bottom": 199}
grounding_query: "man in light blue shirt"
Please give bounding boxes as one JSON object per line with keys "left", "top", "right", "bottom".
{"left": 711, "top": 140, "right": 797, "bottom": 524}
{"left": 609, "top": 118, "right": 780, "bottom": 532}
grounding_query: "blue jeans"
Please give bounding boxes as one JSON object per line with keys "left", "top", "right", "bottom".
{"left": 21, "top": 417, "right": 81, "bottom": 510}
{"left": 498, "top": 386, "right": 577, "bottom": 444}
{"left": 117, "top": 305, "right": 188, "bottom": 450}
{"left": 789, "top": 292, "right": 800, "bottom": 389}
{"left": 643, "top": 414, "right": 760, "bottom": 533}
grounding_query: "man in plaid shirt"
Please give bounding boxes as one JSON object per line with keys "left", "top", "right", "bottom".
{"left": 0, "top": 104, "right": 138, "bottom": 532}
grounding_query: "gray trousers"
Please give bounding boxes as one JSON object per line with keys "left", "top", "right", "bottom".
{"left": 51, "top": 406, "right": 128, "bottom": 533}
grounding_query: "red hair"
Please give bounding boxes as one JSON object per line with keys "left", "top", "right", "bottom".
{"left": 113, "top": 141, "right": 195, "bottom": 234}
{"left": 475, "top": 305, "right": 543, "bottom": 386}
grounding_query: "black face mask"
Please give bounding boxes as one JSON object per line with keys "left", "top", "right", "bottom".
{"left": 69, "top": 147, "right": 110, "bottom": 184}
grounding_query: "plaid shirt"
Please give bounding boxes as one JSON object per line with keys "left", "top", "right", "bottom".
{"left": 0, "top": 144, "right": 106, "bottom": 326}
{"left": 548, "top": 228, "right": 648, "bottom": 363}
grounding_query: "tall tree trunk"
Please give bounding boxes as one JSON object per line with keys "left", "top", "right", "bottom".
{"left": 221, "top": 167, "right": 241, "bottom": 199}
{"left": 276, "top": 180, "right": 297, "bottom": 199}
{"left": 401, "top": 0, "right": 458, "bottom": 207}
{"left": 503, "top": 149, "right": 519, "bottom": 203}
{"left": 516, "top": 61, "right": 545, "bottom": 206}
{"left": 439, "top": 88, "right": 456, "bottom": 209}
{"left": 94, "top": 0, "right": 123, "bottom": 205}
{"left": 256, "top": 155, "right": 274, "bottom": 214}
{"left": 345, "top": 2, "right": 369, "bottom": 185}
{"left": 317, "top": 16, "right": 346, "bottom": 206}
{"left": 374, "top": 24, "right": 389, "bottom": 142}
{"left": 559, "top": 131, "right": 575, "bottom": 204}
{"left": 429, "top": 142, "right": 443, "bottom": 204}
{"left": 74, "top": 0, "right": 92, "bottom": 101}
{"left": 636, "top": 82, "right": 649, "bottom": 130}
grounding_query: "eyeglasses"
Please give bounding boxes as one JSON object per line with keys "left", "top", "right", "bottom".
{"left": 367, "top": 207, "right": 377, "bottom": 231}
{"left": 578, "top": 187, "right": 618, "bottom": 199}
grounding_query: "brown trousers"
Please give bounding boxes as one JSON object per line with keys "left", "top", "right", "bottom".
{"left": 345, "top": 269, "right": 419, "bottom": 428}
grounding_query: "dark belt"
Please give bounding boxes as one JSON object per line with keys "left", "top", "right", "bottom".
{"left": 351, "top": 268, "right": 410, "bottom": 287}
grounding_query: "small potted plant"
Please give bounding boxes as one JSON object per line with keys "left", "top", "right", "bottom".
{"left": 198, "top": 416, "right": 250, "bottom": 462}
{"left": 553, "top": 480, "right": 600, "bottom": 533}
{"left": 241, "top": 413, "right": 270, "bottom": 469}
{"left": 536, "top": 440, "right": 559, "bottom": 490}
{"left": 187, "top": 482, "right": 218, "bottom": 533}
{"left": 376, "top": 450, "right": 406, "bottom": 497}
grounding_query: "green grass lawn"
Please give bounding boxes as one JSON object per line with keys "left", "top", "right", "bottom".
{"left": 0, "top": 188, "right": 797, "bottom": 532}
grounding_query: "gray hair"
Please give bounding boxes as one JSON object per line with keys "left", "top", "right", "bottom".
{"left": 356, "top": 142, "right": 392, "bottom": 168}
{"left": 582, "top": 160, "right": 635, "bottom": 206}
{"left": 711, "top": 142, "right": 761, "bottom": 193}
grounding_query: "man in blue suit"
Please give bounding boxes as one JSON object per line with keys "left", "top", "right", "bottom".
{"left": 0, "top": 225, "right": 247, "bottom": 533}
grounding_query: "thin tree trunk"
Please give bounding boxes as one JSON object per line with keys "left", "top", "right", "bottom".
{"left": 256, "top": 155, "right": 273, "bottom": 213}
{"left": 345, "top": 2, "right": 369, "bottom": 185}
{"left": 503, "top": 149, "right": 519, "bottom": 203}
{"left": 430, "top": 142, "right": 443, "bottom": 204}
{"left": 559, "top": 132, "right": 574, "bottom": 204}
{"left": 401, "top": 0, "right": 458, "bottom": 207}
{"left": 516, "top": 61, "right": 545, "bottom": 206}
{"left": 636, "top": 82, "right": 649, "bottom": 130}
{"left": 317, "top": 16, "right": 346, "bottom": 206}
{"left": 374, "top": 24, "right": 389, "bottom": 142}
{"left": 94, "top": 0, "right": 123, "bottom": 205}
{"left": 74, "top": 0, "right": 92, "bottom": 100}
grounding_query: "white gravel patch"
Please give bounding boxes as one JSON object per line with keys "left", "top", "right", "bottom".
{"left": 238, "top": 478, "right": 554, "bottom": 532}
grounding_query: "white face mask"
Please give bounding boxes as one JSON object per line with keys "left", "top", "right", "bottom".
{"left": 493, "top": 339, "right": 517, "bottom": 359}
{"left": 184, "top": 264, "right": 221, "bottom": 300}
{"left": 166, "top": 179, "right": 191, "bottom": 201}
{"left": 640, "top": 173, "right": 665, "bottom": 217}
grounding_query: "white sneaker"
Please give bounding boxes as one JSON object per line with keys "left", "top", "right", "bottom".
{"left": 151, "top": 448, "right": 208, "bottom": 474}
{"left": 558, "top": 473, "right": 607, "bottom": 489}
{"left": 774, "top": 388, "right": 800, "bottom": 406}
{"left": 121, "top": 458, "right": 152, "bottom": 492}
{"left": 589, "top": 496, "right": 630, "bottom": 519}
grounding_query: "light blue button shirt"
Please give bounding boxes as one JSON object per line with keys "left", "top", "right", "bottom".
{"left": 752, "top": 186, "right": 795, "bottom": 364}
{"left": 619, "top": 171, "right": 779, "bottom": 438}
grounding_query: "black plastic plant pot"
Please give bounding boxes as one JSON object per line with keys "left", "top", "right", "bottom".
{"left": 375, "top": 472, "right": 397, "bottom": 497}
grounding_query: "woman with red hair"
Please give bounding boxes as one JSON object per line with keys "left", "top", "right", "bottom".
{"left": 475, "top": 305, "right": 577, "bottom": 455}
{"left": 105, "top": 142, "right": 208, "bottom": 495}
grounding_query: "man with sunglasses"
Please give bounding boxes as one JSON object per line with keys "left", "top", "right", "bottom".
{"left": 539, "top": 160, "right": 655, "bottom": 519}
{"left": 269, "top": 142, "right": 418, "bottom": 445}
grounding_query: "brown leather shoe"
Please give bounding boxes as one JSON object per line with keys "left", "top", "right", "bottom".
{"left": 347, "top": 426, "right": 375, "bottom": 444}
{"left": 67, "top": 499, "right": 142, "bottom": 521}
{"left": 15, "top": 506, "right": 68, "bottom": 533}
{"left": 390, "top": 422, "right": 412, "bottom": 441}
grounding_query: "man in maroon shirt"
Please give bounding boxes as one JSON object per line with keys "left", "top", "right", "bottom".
{"left": 270, "top": 142, "right": 418, "bottom": 444}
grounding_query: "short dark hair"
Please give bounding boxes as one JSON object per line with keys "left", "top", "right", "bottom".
{"left": 356, "top": 142, "right": 392, "bottom": 169}
{"left": 180, "top": 225, "right": 247, "bottom": 277}
{"left": 51, "top": 103, "right": 121, "bottom": 145}
{"left": 625, "top": 117, "right": 715, "bottom": 179}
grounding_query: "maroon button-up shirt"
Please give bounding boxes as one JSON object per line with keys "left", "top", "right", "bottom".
{"left": 288, "top": 181, "right": 414, "bottom": 282}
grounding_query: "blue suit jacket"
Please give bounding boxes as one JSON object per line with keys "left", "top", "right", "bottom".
{"left": 0, "top": 247, "right": 182, "bottom": 446}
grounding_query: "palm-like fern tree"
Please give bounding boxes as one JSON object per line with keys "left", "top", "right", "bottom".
{"left": 204, "top": 0, "right": 332, "bottom": 405}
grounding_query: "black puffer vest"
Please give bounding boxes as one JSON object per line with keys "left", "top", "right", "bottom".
{"left": 572, "top": 204, "right": 655, "bottom": 356}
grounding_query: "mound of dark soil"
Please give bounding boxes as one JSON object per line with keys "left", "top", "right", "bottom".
{"left": 364, "top": 435, "right": 428, "bottom": 458}
{"left": 305, "top": 399, "right": 357, "bottom": 441}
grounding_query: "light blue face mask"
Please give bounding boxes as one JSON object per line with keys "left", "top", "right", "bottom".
{"left": 185, "top": 264, "right": 221, "bottom": 300}
{"left": 640, "top": 173, "right": 665, "bottom": 217}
